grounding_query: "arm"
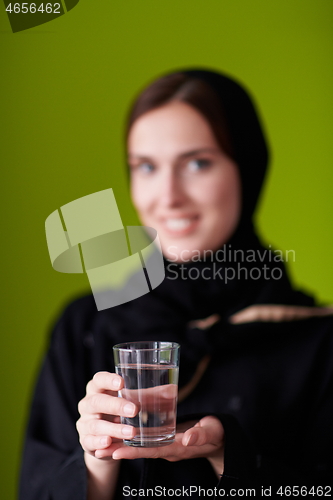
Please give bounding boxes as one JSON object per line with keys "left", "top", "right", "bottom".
{"left": 84, "top": 453, "right": 120, "bottom": 500}
{"left": 20, "top": 305, "right": 143, "bottom": 500}
{"left": 19, "top": 299, "right": 98, "bottom": 500}
{"left": 76, "top": 371, "right": 137, "bottom": 500}
{"left": 19, "top": 320, "right": 88, "bottom": 500}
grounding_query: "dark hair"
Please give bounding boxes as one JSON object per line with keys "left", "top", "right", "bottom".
{"left": 125, "top": 72, "right": 234, "bottom": 159}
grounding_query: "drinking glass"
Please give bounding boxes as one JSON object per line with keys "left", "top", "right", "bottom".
{"left": 113, "top": 341, "right": 180, "bottom": 447}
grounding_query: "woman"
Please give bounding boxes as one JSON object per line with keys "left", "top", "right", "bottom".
{"left": 20, "top": 69, "right": 333, "bottom": 499}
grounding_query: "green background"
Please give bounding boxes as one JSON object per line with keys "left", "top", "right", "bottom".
{"left": 1, "top": 1, "right": 332, "bottom": 497}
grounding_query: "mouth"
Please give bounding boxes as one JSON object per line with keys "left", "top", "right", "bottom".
{"left": 162, "top": 216, "right": 199, "bottom": 235}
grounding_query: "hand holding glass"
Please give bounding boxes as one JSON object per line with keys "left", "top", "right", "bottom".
{"left": 113, "top": 341, "right": 180, "bottom": 447}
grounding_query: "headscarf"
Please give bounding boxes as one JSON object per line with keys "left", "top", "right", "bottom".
{"left": 184, "top": 69, "right": 269, "bottom": 227}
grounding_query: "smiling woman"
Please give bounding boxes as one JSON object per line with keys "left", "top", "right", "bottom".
{"left": 128, "top": 100, "right": 241, "bottom": 261}
{"left": 19, "top": 69, "right": 333, "bottom": 500}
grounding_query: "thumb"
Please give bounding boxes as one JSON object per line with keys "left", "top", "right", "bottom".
{"left": 182, "top": 416, "right": 224, "bottom": 447}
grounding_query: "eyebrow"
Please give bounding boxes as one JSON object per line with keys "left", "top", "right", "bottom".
{"left": 128, "top": 147, "right": 219, "bottom": 162}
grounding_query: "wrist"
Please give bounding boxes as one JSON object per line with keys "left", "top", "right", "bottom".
{"left": 84, "top": 451, "right": 120, "bottom": 470}
{"left": 84, "top": 452, "right": 121, "bottom": 500}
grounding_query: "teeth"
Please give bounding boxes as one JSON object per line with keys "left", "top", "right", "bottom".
{"left": 165, "top": 218, "right": 193, "bottom": 230}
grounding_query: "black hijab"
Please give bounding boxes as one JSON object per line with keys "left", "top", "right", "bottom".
{"left": 101, "top": 68, "right": 314, "bottom": 386}
{"left": 184, "top": 69, "right": 268, "bottom": 226}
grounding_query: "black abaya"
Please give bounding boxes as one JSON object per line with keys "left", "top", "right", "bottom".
{"left": 19, "top": 292, "right": 333, "bottom": 499}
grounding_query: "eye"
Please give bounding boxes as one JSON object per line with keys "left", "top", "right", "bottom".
{"left": 137, "top": 162, "right": 155, "bottom": 174}
{"left": 187, "top": 158, "right": 211, "bottom": 172}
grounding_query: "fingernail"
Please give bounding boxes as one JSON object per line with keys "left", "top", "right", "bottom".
{"left": 185, "top": 433, "right": 197, "bottom": 446}
{"left": 122, "top": 426, "right": 133, "bottom": 437}
{"left": 124, "top": 403, "right": 135, "bottom": 416}
{"left": 100, "top": 436, "right": 109, "bottom": 446}
{"left": 112, "top": 378, "right": 121, "bottom": 390}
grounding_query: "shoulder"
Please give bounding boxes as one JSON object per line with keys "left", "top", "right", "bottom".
{"left": 49, "top": 293, "right": 98, "bottom": 350}
{"left": 48, "top": 293, "right": 132, "bottom": 351}
{"left": 60, "top": 293, "right": 97, "bottom": 324}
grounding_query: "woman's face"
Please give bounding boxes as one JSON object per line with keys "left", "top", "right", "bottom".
{"left": 128, "top": 101, "right": 241, "bottom": 262}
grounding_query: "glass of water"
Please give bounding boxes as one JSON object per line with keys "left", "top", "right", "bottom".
{"left": 113, "top": 341, "right": 180, "bottom": 447}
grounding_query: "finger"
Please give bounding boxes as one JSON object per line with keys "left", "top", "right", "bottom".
{"left": 176, "top": 420, "right": 199, "bottom": 433}
{"left": 229, "top": 305, "right": 279, "bottom": 323}
{"left": 94, "top": 447, "right": 114, "bottom": 459}
{"left": 94, "top": 441, "right": 126, "bottom": 459}
{"left": 121, "top": 384, "right": 178, "bottom": 411}
{"left": 183, "top": 416, "right": 224, "bottom": 447}
{"left": 112, "top": 441, "right": 181, "bottom": 461}
{"left": 111, "top": 430, "right": 218, "bottom": 461}
{"left": 87, "top": 371, "right": 124, "bottom": 394}
{"left": 229, "top": 305, "right": 265, "bottom": 324}
{"left": 298, "top": 306, "right": 333, "bottom": 317}
{"left": 82, "top": 418, "right": 136, "bottom": 440}
{"left": 123, "top": 384, "right": 178, "bottom": 401}
{"left": 275, "top": 306, "right": 333, "bottom": 320}
{"left": 188, "top": 314, "right": 220, "bottom": 330}
{"left": 183, "top": 427, "right": 201, "bottom": 446}
{"left": 81, "top": 434, "right": 112, "bottom": 453}
{"left": 80, "top": 393, "right": 137, "bottom": 418}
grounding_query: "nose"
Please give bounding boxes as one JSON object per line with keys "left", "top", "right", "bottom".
{"left": 158, "top": 169, "right": 187, "bottom": 208}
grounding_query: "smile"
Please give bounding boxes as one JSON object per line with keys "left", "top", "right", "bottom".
{"left": 163, "top": 217, "right": 199, "bottom": 235}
